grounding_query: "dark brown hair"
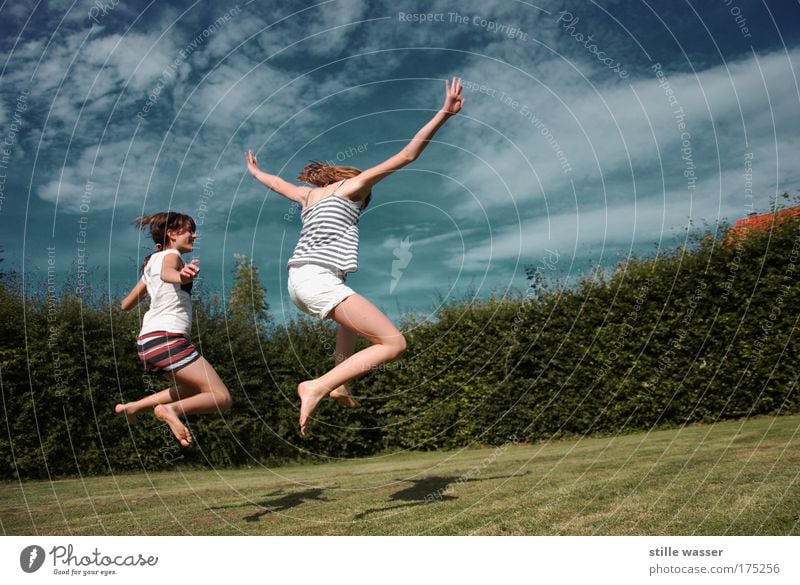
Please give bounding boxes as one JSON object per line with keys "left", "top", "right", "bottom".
{"left": 134, "top": 211, "right": 196, "bottom": 273}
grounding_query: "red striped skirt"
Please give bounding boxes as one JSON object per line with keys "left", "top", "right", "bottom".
{"left": 136, "top": 331, "right": 201, "bottom": 374}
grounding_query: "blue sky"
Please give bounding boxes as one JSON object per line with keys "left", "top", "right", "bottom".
{"left": 1, "top": 0, "right": 798, "bottom": 325}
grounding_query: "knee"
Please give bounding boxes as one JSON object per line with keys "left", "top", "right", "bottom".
{"left": 389, "top": 334, "right": 407, "bottom": 360}
{"left": 216, "top": 389, "right": 233, "bottom": 411}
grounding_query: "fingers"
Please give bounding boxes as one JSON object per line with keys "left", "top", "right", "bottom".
{"left": 446, "top": 76, "right": 462, "bottom": 96}
{"left": 181, "top": 262, "right": 200, "bottom": 279}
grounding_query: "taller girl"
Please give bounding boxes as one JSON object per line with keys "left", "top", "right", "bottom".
{"left": 246, "top": 77, "right": 463, "bottom": 436}
{"left": 116, "top": 212, "right": 232, "bottom": 446}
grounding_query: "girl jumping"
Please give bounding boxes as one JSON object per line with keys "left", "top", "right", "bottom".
{"left": 116, "top": 212, "right": 233, "bottom": 446}
{"left": 246, "top": 76, "right": 463, "bottom": 436}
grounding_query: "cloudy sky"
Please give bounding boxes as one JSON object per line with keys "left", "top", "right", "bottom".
{"left": 1, "top": 0, "right": 798, "bottom": 324}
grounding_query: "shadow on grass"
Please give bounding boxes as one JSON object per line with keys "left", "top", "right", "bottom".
{"left": 246, "top": 489, "right": 334, "bottom": 522}
{"left": 210, "top": 488, "right": 333, "bottom": 522}
{"left": 354, "top": 472, "right": 527, "bottom": 520}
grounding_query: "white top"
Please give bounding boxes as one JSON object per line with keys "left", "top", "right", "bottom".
{"left": 140, "top": 249, "right": 193, "bottom": 336}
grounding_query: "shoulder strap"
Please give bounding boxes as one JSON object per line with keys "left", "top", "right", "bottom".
{"left": 331, "top": 179, "right": 346, "bottom": 194}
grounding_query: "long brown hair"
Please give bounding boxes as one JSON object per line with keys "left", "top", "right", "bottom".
{"left": 135, "top": 211, "right": 196, "bottom": 273}
{"left": 297, "top": 161, "right": 372, "bottom": 209}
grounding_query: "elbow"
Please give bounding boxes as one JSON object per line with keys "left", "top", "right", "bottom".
{"left": 400, "top": 150, "right": 416, "bottom": 163}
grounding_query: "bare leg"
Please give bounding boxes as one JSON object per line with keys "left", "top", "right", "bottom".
{"left": 115, "top": 385, "right": 200, "bottom": 423}
{"left": 298, "top": 294, "right": 406, "bottom": 436}
{"left": 329, "top": 324, "right": 360, "bottom": 409}
{"left": 152, "top": 357, "right": 233, "bottom": 447}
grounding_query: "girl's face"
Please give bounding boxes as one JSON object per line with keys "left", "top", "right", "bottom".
{"left": 168, "top": 228, "right": 197, "bottom": 253}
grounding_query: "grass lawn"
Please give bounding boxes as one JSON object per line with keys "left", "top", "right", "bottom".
{"left": 1, "top": 414, "right": 798, "bottom": 535}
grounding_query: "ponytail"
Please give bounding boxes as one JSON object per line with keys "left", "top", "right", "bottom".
{"left": 135, "top": 211, "right": 196, "bottom": 273}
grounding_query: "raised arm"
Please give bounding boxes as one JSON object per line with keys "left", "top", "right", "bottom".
{"left": 352, "top": 76, "right": 464, "bottom": 191}
{"left": 245, "top": 150, "right": 310, "bottom": 205}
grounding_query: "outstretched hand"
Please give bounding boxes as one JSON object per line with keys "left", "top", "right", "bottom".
{"left": 179, "top": 259, "right": 200, "bottom": 284}
{"left": 245, "top": 150, "right": 260, "bottom": 175}
{"left": 442, "top": 76, "right": 464, "bottom": 116}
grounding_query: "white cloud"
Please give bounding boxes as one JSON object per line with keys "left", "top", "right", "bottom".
{"left": 447, "top": 169, "right": 755, "bottom": 273}
{"left": 446, "top": 46, "right": 800, "bottom": 219}
{"left": 38, "top": 138, "right": 179, "bottom": 213}
{"left": 82, "top": 32, "right": 177, "bottom": 93}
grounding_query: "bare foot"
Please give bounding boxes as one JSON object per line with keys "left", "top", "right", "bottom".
{"left": 153, "top": 404, "right": 192, "bottom": 447}
{"left": 330, "top": 384, "right": 360, "bottom": 409}
{"left": 115, "top": 403, "right": 138, "bottom": 425}
{"left": 298, "top": 380, "right": 331, "bottom": 437}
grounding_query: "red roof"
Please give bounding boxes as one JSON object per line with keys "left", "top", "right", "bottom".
{"left": 727, "top": 206, "right": 800, "bottom": 242}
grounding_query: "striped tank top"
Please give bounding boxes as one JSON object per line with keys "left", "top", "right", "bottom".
{"left": 287, "top": 179, "right": 362, "bottom": 274}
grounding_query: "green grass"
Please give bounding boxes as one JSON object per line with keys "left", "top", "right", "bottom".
{"left": 2, "top": 415, "right": 799, "bottom": 535}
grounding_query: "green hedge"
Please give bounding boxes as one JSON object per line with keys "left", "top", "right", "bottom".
{"left": 2, "top": 214, "right": 798, "bottom": 479}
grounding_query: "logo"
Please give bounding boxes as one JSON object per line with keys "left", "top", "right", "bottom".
{"left": 20, "top": 545, "right": 46, "bottom": 573}
{"left": 390, "top": 236, "right": 413, "bottom": 293}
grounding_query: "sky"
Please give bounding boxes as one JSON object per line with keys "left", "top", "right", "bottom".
{"left": 0, "top": 0, "right": 798, "bottom": 325}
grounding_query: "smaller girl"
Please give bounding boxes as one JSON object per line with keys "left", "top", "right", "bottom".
{"left": 115, "top": 212, "right": 232, "bottom": 447}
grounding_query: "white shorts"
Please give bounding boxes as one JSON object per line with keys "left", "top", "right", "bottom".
{"left": 287, "top": 263, "right": 356, "bottom": 320}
